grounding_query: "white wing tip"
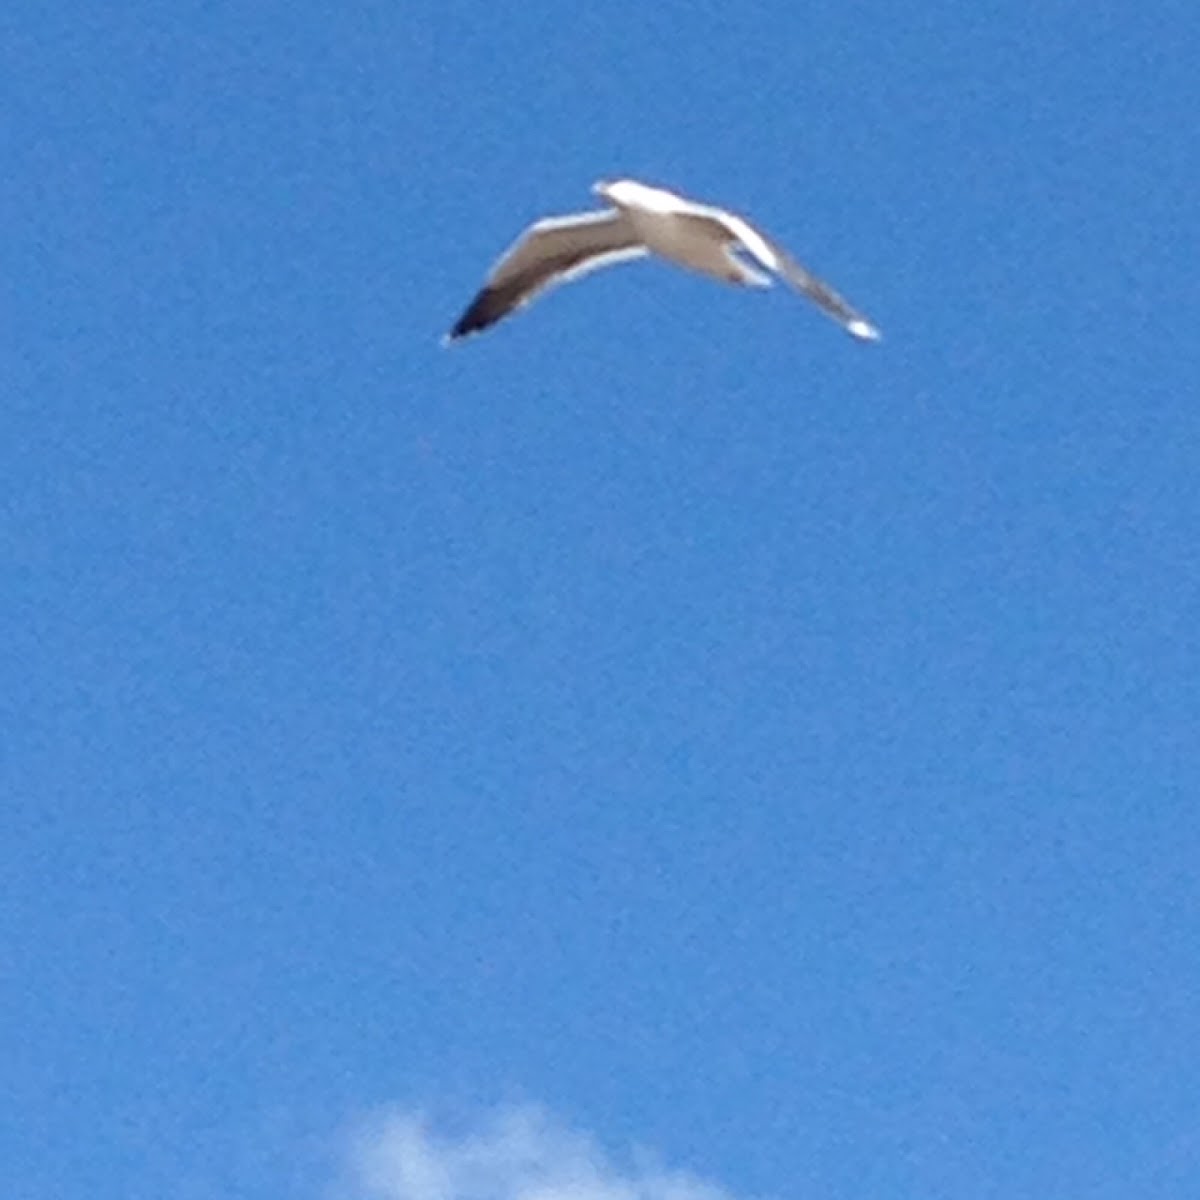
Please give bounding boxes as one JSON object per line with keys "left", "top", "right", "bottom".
{"left": 847, "top": 318, "right": 882, "bottom": 342}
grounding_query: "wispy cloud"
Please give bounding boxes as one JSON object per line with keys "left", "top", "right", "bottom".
{"left": 343, "top": 1104, "right": 741, "bottom": 1200}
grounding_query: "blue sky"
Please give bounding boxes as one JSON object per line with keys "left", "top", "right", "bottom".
{"left": 5, "top": 2, "right": 1200, "bottom": 1197}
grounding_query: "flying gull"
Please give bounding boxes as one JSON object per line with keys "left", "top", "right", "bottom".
{"left": 445, "top": 178, "right": 881, "bottom": 343}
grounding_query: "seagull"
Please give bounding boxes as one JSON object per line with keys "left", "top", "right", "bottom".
{"left": 445, "top": 178, "right": 880, "bottom": 344}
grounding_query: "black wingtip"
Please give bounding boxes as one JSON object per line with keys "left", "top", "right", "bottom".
{"left": 447, "top": 309, "right": 485, "bottom": 341}
{"left": 444, "top": 287, "right": 511, "bottom": 344}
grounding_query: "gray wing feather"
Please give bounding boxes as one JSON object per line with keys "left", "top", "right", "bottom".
{"left": 715, "top": 211, "right": 881, "bottom": 341}
{"left": 447, "top": 210, "right": 646, "bottom": 340}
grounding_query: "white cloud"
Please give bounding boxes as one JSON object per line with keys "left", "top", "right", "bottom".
{"left": 343, "top": 1104, "right": 741, "bottom": 1200}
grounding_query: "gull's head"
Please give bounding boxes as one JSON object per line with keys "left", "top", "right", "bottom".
{"left": 593, "top": 178, "right": 641, "bottom": 206}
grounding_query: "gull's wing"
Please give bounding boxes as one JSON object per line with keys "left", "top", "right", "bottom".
{"left": 712, "top": 209, "right": 881, "bottom": 342}
{"left": 445, "top": 210, "right": 646, "bottom": 341}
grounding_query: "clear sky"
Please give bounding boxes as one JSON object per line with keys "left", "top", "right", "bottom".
{"left": 5, "top": 3, "right": 1200, "bottom": 1198}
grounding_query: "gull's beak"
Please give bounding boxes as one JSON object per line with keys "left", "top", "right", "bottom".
{"left": 592, "top": 180, "right": 613, "bottom": 199}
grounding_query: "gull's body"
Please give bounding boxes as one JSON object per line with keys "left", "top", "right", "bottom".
{"left": 445, "top": 179, "right": 880, "bottom": 343}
